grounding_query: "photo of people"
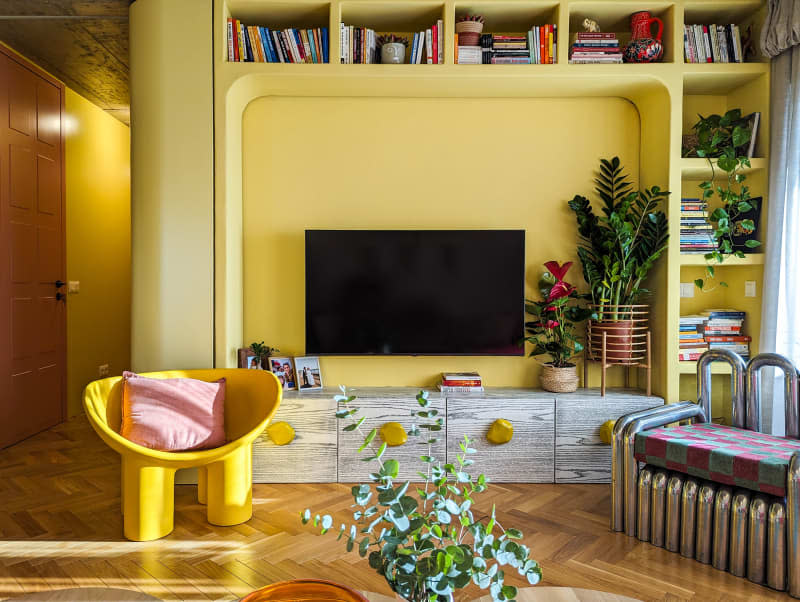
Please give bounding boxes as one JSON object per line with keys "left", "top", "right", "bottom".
{"left": 247, "top": 355, "right": 262, "bottom": 370}
{"left": 294, "top": 356, "right": 323, "bottom": 390}
{"left": 269, "top": 357, "right": 297, "bottom": 390}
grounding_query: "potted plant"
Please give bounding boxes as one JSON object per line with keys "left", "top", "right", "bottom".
{"left": 249, "top": 341, "right": 279, "bottom": 369}
{"left": 568, "top": 157, "right": 669, "bottom": 362}
{"left": 302, "top": 388, "right": 542, "bottom": 601}
{"left": 524, "top": 261, "right": 594, "bottom": 392}
{"left": 378, "top": 34, "right": 409, "bottom": 64}
{"left": 687, "top": 109, "right": 762, "bottom": 290}
{"left": 456, "top": 14, "right": 484, "bottom": 46}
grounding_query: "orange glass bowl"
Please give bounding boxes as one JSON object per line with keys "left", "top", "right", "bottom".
{"left": 240, "top": 579, "right": 370, "bottom": 602}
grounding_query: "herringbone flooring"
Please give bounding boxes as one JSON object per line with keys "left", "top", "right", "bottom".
{"left": 0, "top": 418, "right": 790, "bottom": 601}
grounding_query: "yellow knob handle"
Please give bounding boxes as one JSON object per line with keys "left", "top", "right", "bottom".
{"left": 379, "top": 422, "right": 408, "bottom": 447}
{"left": 487, "top": 419, "right": 513, "bottom": 445}
{"left": 599, "top": 419, "right": 615, "bottom": 445}
{"left": 267, "top": 421, "right": 295, "bottom": 446}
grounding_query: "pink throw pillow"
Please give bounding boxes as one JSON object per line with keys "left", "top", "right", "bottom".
{"left": 121, "top": 371, "right": 226, "bottom": 451}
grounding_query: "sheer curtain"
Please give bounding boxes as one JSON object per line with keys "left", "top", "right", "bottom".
{"left": 760, "top": 1, "right": 800, "bottom": 434}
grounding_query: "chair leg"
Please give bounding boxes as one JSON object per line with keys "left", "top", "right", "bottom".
{"left": 122, "top": 458, "right": 175, "bottom": 541}
{"left": 206, "top": 445, "right": 253, "bottom": 526}
{"left": 198, "top": 466, "right": 208, "bottom": 505}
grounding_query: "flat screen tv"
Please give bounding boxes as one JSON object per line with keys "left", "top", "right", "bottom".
{"left": 305, "top": 230, "right": 525, "bottom": 355}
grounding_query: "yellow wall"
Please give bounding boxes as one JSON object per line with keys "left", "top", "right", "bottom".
{"left": 242, "top": 96, "right": 641, "bottom": 388}
{"left": 65, "top": 89, "right": 131, "bottom": 416}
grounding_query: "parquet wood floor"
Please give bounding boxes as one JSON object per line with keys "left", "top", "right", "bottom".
{"left": 0, "top": 417, "right": 790, "bottom": 601}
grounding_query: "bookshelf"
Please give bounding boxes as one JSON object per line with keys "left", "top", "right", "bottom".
{"left": 208, "top": 0, "right": 769, "bottom": 405}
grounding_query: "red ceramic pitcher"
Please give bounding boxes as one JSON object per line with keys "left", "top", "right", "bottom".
{"left": 623, "top": 11, "right": 664, "bottom": 63}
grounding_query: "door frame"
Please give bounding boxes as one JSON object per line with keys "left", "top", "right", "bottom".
{"left": 0, "top": 42, "right": 67, "bottom": 426}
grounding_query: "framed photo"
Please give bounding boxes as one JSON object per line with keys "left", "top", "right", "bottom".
{"left": 294, "top": 356, "right": 323, "bottom": 390}
{"left": 238, "top": 348, "right": 263, "bottom": 369}
{"left": 268, "top": 357, "right": 297, "bottom": 390}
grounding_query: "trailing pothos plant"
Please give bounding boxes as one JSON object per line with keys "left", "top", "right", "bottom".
{"left": 568, "top": 157, "right": 669, "bottom": 319}
{"left": 302, "top": 387, "right": 541, "bottom": 602}
{"left": 689, "top": 109, "right": 761, "bottom": 290}
{"left": 524, "top": 261, "right": 595, "bottom": 367}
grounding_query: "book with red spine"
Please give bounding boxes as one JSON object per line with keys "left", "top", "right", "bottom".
{"left": 540, "top": 25, "right": 546, "bottom": 64}
{"left": 705, "top": 335, "right": 752, "bottom": 342}
{"left": 441, "top": 380, "right": 483, "bottom": 387}
{"left": 432, "top": 23, "right": 438, "bottom": 64}
{"left": 576, "top": 32, "right": 617, "bottom": 39}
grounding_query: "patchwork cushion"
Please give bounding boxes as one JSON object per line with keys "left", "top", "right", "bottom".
{"left": 634, "top": 423, "right": 800, "bottom": 497}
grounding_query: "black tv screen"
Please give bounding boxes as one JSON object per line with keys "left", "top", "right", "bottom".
{"left": 305, "top": 230, "right": 525, "bottom": 355}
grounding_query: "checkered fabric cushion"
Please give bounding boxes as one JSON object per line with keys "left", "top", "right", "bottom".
{"left": 634, "top": 423, "right": 800, "bottom": 497}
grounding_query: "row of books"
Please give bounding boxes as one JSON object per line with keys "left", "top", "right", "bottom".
{"left": 339, "top": 21, "right": 444, "bottom": 64}
{"left": 438, "top": 372, "right": 484, "bottom": 393}
{"left": 680, "top": 198, "right": 716, "bottom": 254}
{"left": 679, "top": 310, "right": 750, "bottom": 361}
{"left": 569, "top": 32, "right": 622, "bottom": 64}
{"left": 684, "top": 24, "right": 744, "bottom": 63}
{"left": 458, "top": 28, "right": 558, "bottom": 65}
{"left": 226, "top": 20, "right": 329, "bottom": 63}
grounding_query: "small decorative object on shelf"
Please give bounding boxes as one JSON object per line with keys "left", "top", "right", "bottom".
{"left": 486, "top": 419, "right": 513, "bottom": 445}
{"left": 569, "top": 157, "right": 668, "bottom": 395}
{"left": 240, "top": 341, "right": 279, "bottom": 369}
{"left": 268, "top": 356, "right": 297, "bottom": 390}
{"left": 683, "top": 23, "right": 743, "bottom": 63}
{"left": 623, "top": 11, "right": 663, "bottom": 63}
{"left": 524, "top": 261, "right": 594, "bottom": 393}
{"left": 455, "top": 14, "right": 484, "bottom": 47}
{"left": 302, "top": 388, "right": 542, "bottom": 601}
{"left": 294, "top": 356, "right": 323, "bottom": 390}
{"left": 686, "top": 109, "right": 762, "bottom": 289}
{"left": 377, "top": 34, "right": 408, "bottom": 64}
{"left": 266, "top": 421, "right": 295, "bottom": 446}
{"left": 582, "top": 18, "right": 601, "bottom": 33}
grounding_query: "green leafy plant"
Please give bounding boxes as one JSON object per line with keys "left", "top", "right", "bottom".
{"left": 688, "top": 109, "right": 761, "bottom": 290}
{"left": 377, "top": 34, "right": 409, "bottom": 47}
{"left": 302, "top": 387, "right": 541, "bottom": 602}
{"left": 457, "top": 14, "right": 485, "bottom": 23}
{"left": 524, "top": 261, "right": 595, "bottom": 367}
{"left": 567, "top": 157, "right": 669, "bottom": 318}
{"left": 249, "top": 341, "right": 279, "bottom": 366}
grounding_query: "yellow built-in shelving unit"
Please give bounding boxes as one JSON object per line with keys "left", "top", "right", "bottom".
{"left": 212, "top": 0, "right": 769, "bottom": 406}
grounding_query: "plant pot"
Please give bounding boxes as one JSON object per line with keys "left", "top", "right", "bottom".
{"left": 587, "top": 305, "right": 649, "bottom": 364}
{"left": 540, "top": 363, "right": 579, "bottom": 393}
{"left": 381, "top": 42, "right": 406, "bottom": 64}
{"left": 457, "top": 32, "right": 481, "bottom": 46}
{"left": 455, "top": 21, "right": 484, "bottom": 35}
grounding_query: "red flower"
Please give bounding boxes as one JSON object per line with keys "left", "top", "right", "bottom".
{"left": 544, "top": 320, "right": 560, "bottom": 329}
{"left": 545, "top": 306, "right": 556, "bottom": 312}
{"left": 548, "top": 281, "right": 576, "bottom": 302}
{"left": 544, "top": 261, "right": 573, "bottom": 282}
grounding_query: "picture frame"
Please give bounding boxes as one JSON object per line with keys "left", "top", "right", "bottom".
{"left": 294, "top": 356, "right": 323, "bottom": 390}
{"left": 238, "top": 348, "right": 263, "bottom": 369}
{"left": 268, "top": 357, "right": 297, "bottom": 390}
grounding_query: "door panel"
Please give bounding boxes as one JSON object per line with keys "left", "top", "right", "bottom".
{"left": 0, "top": 49, "right": 65, "bottom": 448}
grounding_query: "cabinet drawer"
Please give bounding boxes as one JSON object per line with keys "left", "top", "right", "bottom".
{"left": 555, "top": 392, "right": 663, "bottom": 483}
{"left": 338, "top": 392, "right": 446, "bottom": 482}
{"left": 253, "top": 396, "right": 338, "bottom": 483}
{"left": 446, "top": 397, "right": 555, "bottom": 483}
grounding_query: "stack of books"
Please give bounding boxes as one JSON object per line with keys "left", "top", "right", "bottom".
{"left": 679, "top": 315, "right": 709, "bottom": 361}
{"left": 702, "top": 309, "right": 750, "bottom": 359}
{"left": 468, "top": 28, "right": 556, "bottom": 65}
{"left": 227, "top": 20, "right": 329, "bottom": 63}
{"left": 684, "top": 24, "right": 744, "bottom": 63}
{"left": 680, "top": 198, "right": 716, "bottom": 254}
{"left": 569, "top": 32, "right": 622, "bottom": 64}
{"left": 341, "top": 21, "right": 443, "bottom": 64}
{"left": 438, "top": 372, "right": 484, "bottom": 393}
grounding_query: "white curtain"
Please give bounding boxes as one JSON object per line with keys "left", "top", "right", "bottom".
{"left": 760, "top": 14, "right": 800, "bottom": 433}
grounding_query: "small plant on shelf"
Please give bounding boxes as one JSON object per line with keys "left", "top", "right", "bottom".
{"left": 688, "top": 109, "right": 761, "bottom": 290}
{"left": 456, "top": 14, "right": 485, "bottom": 37}
{"left": 249, "top": 341, "right": 279, "bottom": 369}
{"left": 376, "top": 34, "right": 408, "bottom": 48}
{"left": 302, "top": 387, "right": 541, "bottom": 602}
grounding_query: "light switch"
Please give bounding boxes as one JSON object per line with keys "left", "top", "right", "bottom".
{"left": 67, "top": 280, "right": 80, "bottom": 294}
{"left": 680, "top": 282, "right": 695, "bottom": 298}
{"left": 745, "top": 281, "right": 757, "bottom": 297}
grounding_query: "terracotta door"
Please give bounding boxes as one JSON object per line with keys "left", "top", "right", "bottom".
{"left": 0, "top": 48, "right": 66, "bottom": 448}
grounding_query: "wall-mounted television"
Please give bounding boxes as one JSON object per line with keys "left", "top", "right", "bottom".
{"left": 305, "top": 230, "right": 525, "bottom": 356}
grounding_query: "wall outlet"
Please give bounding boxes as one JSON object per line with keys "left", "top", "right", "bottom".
{"left": 67, "top": 280, "right": 80, "bottom": 294}
{"left": 745, "top": 281, "right": 757, "bottom": 297}
{"left": 98, "top": 364, "right": 110, "bottom": 377}
{"left": 680, "top": 282, "right": 695, "bottom": 298}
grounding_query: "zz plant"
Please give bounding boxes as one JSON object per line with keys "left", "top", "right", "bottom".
{"left": 567, "top": 157, "right": 669, "bottom": 318}
{"left": 689, "top": 109, "right": 761, "bottom": 289}
{"left": 302, "top": 387, "right": 541, "bottom": 601}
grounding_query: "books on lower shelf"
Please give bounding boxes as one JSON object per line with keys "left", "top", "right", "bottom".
{"left": 680, "top": 198, "right": 716, "bottom": 254}
{"left": 227, "top": 19, "right": 329, "bottom": 63}
{"left": 679, "top": 310, "right": 750, "bottom": 361}
{"left": 439, "top": 372, "right": 483, "bottom": 392}
{"left": 684, "top": 24, "right": 743, "bottom": 63}
{"left": 569, "top": 32, "right": 622, "bottom": 64}
{"left": 341, "top": 20, "right": 443, "bottom": 64}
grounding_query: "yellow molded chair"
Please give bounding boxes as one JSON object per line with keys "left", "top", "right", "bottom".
{"left": 83, "top": 369, "right": 282, "bottom": 541}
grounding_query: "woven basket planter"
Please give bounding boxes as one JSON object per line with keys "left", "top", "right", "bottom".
{"left": 586, "top": 305, "right": 649, "bottom": 364}
{"left": 540, "top": 363, "right": 579, "bottom": 393}
{"left": 458, "top": 32, "right": 481, "bottom": 46}
{"left": 455, "top": 21, "right": 484, "bottom": 35}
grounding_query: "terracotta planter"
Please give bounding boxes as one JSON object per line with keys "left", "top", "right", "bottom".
{"left": 540, "top": 363, "right": 579, "bottom": 393}
{"left": 586, "top": 305, "right": 649, "bottom": 364}
{"left": 591, "top": 320, "right": 636, "bottom": 361}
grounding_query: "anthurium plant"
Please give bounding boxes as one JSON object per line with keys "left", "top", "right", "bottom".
{"left": 302, "top": 388, "right": 541, "bottom": 602}
{"left": 524, "top": 261, "right": 594, "bottom": 367}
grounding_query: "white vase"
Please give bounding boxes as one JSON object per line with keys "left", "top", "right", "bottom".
{"left": 381, "top": 43, "right": 406, "bottom": 64}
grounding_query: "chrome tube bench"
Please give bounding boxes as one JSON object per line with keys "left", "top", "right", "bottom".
{"left": 611, "top": 349, "right": 800, "bottom": 596}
